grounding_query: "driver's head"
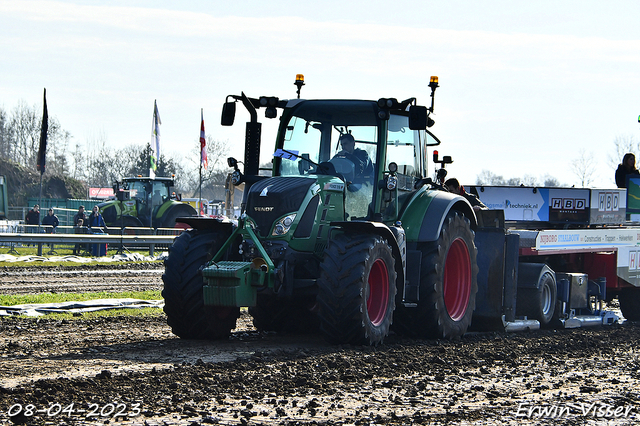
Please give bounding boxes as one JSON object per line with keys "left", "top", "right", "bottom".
{"left": 339, "top": 133, "right": 355, "bottom": 153}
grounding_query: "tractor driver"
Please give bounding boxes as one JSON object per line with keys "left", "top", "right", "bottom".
{"left": 333, "top": 133, "right": 373, "bottom": 179}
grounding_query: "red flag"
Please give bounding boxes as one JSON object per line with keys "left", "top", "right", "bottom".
{"left": 200, "top": 109, "right": 208, "bottom": 169}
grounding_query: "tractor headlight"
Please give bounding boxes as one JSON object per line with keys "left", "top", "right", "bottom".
{"left": 272, "top": 213, "right": 296, "bottom": 236}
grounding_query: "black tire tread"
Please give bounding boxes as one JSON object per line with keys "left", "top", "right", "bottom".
{"left": 162, "top": 229, "right": 239, "bottom": 339}
{"left": 317, "top": 233, "right": 396, "bottom": 345}
{"left": 393, "top": 212, "right": 478, "bottom": 339}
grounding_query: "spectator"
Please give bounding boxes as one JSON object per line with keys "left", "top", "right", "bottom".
{"left": 25, "top": 204, "right": 40, "bottom": 233}
{"left": 88, "top": 205, "right": 106, "bottom": 231}
{"left": 73, "top": 205, "right": 87, "bottom": 227}
{"left": 41, "top": 208, "right": 59, "bottom": 233}
{"left": 615, "top": 153, "right": 640, "bottom": 188}
{"left": 73, "top": 205, "right": 87, "bottom": 256}
{"left": 445, "top": 178, "right": 488, "bottom": 212}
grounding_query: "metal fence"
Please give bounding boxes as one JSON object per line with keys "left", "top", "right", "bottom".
{"left": 0, "top": 222, "right": 182, "bottom": 256}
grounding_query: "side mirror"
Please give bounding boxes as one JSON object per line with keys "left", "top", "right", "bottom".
{"left": 221, "top": 102, "right": 236, "bottom": 126}
{"left": 408, "top": 105, "right": 428, "bottom": 130}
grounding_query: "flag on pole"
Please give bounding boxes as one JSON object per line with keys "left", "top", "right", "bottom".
{"left": 200, "top": 108, "right": 208, "bottom": 170}
{"left": 36, "top": 88, "right": 48, "bottom": 175}
{"left": 150, "top": 100, "right": 161, "bottom": 178}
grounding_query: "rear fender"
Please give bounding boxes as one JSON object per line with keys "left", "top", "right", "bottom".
{"left": 401, "top": 189, "right": 476, "bottom": 243}
{"left": 329, "top": 221, "right": 405, "bottom": 294}
{"left": 178, "top": 216, "right": 235, "bottom": 233}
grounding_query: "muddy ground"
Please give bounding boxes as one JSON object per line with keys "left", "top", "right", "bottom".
{"left": 0, "top": 265, "right": 639, "bottom": 425}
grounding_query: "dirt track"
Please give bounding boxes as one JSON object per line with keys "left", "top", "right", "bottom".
{"left": 0, "top": 265, "right": 639, "bottom": 425}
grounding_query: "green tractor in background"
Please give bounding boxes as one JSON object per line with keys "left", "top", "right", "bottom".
{"left": 98, "top": 176, "right": 197, "bottom": 229}
{"left": 162, "top": 75, "right": 479, "bottom": 345}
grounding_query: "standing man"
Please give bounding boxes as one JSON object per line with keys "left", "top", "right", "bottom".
{"left": 88, "top": 205, "right": 106, "bottom": 231}
{"left": 73, "top": 205, "right": 87, "bottom": 227}
{"left": 41, "top": 208, "right": 59, "bottom": 233}
{"left": 24, "top": 204, "right": 40, "bottom": 234}
{"left": 41, "top": 208, "right": 59, "bottom": 252}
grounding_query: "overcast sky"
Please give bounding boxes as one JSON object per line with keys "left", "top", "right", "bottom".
{"left": 2, "top": 0, "right": 640, "bottom": 188}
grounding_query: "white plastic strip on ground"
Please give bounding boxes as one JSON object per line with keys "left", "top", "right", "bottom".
{"left": 0, "top": 252, "right": 166, "bottom": 263}
{"left": 0, "top": 298, "right": 164, "bottom": 317}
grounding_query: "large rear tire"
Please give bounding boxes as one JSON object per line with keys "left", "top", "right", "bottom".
{"left": 317, "top": 234, "right": 396, "bottom": 345}
{"left": 394, "top": 211, "right": 478, "bottom": 339}
{"left": 162, "top": 229, "right": 240, "bottom": 339}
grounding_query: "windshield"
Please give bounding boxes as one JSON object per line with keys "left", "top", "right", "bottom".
{"left": 277, "top": 101, "right": 379, "bottom": 219}
{"left": 387, "top": 113, "right": 426, "bottom": 178}
{"left": 127, "top": 181, "right": 170, "bottom": 204}
{"left": 277, "top": 101, "right": 379, "bottom": 177}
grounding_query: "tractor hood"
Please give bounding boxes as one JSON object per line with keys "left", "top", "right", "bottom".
{"left": 246, "top": 176, "right": 317, "bottom": 237}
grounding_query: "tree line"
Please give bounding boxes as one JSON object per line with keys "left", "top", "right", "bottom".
{"left": 1, "top": 99, "right": 634, "bottom": 201}
{"left": 0, "top": 100, "right": 231, "bottom": 201}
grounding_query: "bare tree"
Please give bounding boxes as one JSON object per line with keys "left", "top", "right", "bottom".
{"left": 476, "top": 170, "right": 505, "bottom": 185}
{"left": 0, "top": 107, "right": 11, "bottom": 160}
{"left": 571, "top": 149, "right": 597, "bottom": 188}
{"left": 608, "top": 134, "right": 640, "bottom": 171}
{"left": 176, "top": 136, "right": 231, "bottom": 197}
{"left": 542, "top": 175, "right": 561, "bottom": 187}
{"left": 476, "top": 169, "right": 562, "bottom": 187}
{"left": 9, "top": 100, "right": 40, "bottom": 167}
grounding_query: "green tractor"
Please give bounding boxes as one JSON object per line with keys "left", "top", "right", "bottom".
{"left": 162, "top": 75, "right": 478, "bottom": 345}
{"left": 98, "top": 176, "right": 197, "bottom": 229}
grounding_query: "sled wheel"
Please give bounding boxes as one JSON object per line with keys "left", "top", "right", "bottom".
{"left": 317, "top": 233, "right": 396, "bottom": 345}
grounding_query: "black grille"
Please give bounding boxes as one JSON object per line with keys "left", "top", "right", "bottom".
{"left": 246, "top": 177, "right": 315, "bottom": 237}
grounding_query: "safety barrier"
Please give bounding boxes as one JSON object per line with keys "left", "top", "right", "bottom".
{"left": 0, "top": 226, "right": 183, "bottom": 256}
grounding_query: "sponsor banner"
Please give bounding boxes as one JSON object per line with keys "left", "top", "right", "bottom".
{"left": 89, "top": 187, "right": 115, "bottom": 198}
{"left": 471, "top": 186, "right": 589, "bottom": 223}
{"left": 536, "top": 229, "right": 640, "bottom": 251}
{"left": 590, "top": 189, "right": 626, "bottom": 224}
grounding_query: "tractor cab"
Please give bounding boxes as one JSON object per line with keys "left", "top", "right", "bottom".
{"left": 100, "top": 176, "right": 196, "bottom": 228}
{"left": 120, "top": 177, "right": 171, "bottom": 220}
{"left": 274, "top": 99, "right": 441, "bottom": 222}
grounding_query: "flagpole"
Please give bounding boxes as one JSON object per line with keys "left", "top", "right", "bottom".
{"left": 198, "top": 108, "right": 204, "bottom": 214}
{"left": 37, "top": 87, "right": 48, "bottom": 234}
{"left": 199, "top": 108, "right": 205, "bottom": 216}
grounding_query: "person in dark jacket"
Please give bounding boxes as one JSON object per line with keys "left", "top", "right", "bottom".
{"left": 73, "top": 205, "right": 87, "bottom": 227}
{"left": 333, "top": 133, "right": 373, "bottom": 178}
{"left": 72, "top": 205, "right": 87, "bottom": 255}
{"left": 41, "top": 208, "right": 59, "bottom": 233}
{"left": 615, "top": 153, "right": 640, "bottom": 188}
{"left": 87, "top": 205, "right": 106, "bottom": 230}
{"left": 25, "top": 204, "right": 40, "bottom": 233}
{"left": 445, "top": 178, "right": 488, "bottom": 212}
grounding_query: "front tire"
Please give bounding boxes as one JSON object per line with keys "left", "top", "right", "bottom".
{"left": 394, "top": 211, "right": 478, "bottom": 339}
{"left": 162, "top": 229, "right": 240, "bottom": 339}
{"left": 317, "top": 234, "right": 396, "bottom": 345}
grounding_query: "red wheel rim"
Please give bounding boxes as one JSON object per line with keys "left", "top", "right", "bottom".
{"left": 367, "top": 258, "right": 389, "bottom": 326}
{"left": 443, "top": 238, "right": 471, "bottom": 321}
